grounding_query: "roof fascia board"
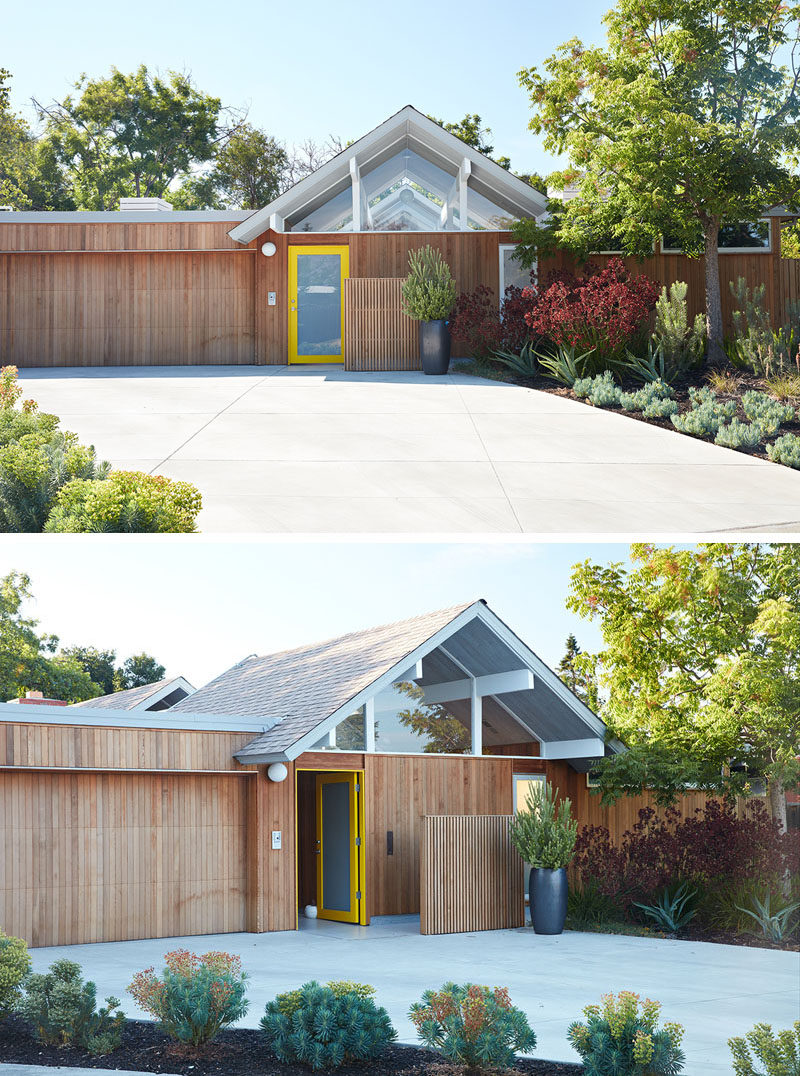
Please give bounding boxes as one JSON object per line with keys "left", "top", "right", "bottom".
{"left": 234, "top": 601, "right": 488, "bottom": 763}
{"left": 0, "top": 701, "right": 276, "bottom": 734}
{"left": 1, "top": 211, "right": 255, "bottom": 224}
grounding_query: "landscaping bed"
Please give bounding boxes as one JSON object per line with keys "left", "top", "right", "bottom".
{"left": 0, "top": 1016, "right": 583, "bottom": 1076}
{"left": 454, "top": 359, "right": 800, "bottom": 465}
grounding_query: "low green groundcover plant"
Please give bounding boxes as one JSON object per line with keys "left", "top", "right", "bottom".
{"left": 671, "top": 386, "right": 737, "bottom": 438}
{"left": 16, "top": 958, "right": 125, "bottom": 1055}
{"left": 0, "top": 929, "right": 31, "bottom": 1019}
{"left": 409, "top": 981, "right": 536, "bottom": 1072}
{"left": 767, "top": 433, "right": 800, "bottom": 469}
{"left": 45, "top": 470, "right": 202, "bottom": 533}
{"left": 128, "top": 949, "right": 248, "bottom": 1048}
{"left": 261, "top": 979, "right": 396, "bottom": 1071}
{"left": 567, "top": 991, "right": 685, "bottom": 1076}
{"left": 729, "top": 1021, "right": 800, "bottom": 1076}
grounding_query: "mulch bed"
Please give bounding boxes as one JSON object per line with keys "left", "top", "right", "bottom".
{"left": 0, "top": 1016, "right": 583, "bottom": 1076}
{"left": 454, "top": 360, "right": 800, "bottom": 463}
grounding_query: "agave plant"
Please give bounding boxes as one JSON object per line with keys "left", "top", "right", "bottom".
{"left": 633, "top": 882, "right": 697, "bottom": 933}
{"left": 624, "top": 341, "right": 673, "bottom": 385}
{"left": 735, "top": 893, "right": 800, "bottom": 944}
{"left": 491, "top": 341, "right": 539, "bottom": 377}
{"left": 536, "top": 344, "right": 599, "bottom": 387}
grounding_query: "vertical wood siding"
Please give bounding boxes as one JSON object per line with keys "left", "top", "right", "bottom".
{"left": 343, "top": 278, "right": 419, "bottom": 370}
{"left": 420, "top": 815, "right": 524, "bottom": 935}
{"left": 0, "top": 770, "right": 249, "bottom": 946}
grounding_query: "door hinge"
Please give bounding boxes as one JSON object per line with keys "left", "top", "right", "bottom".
{"left": 356, "top": 891, "right": 362, "bottom": 900}
{"left": 355, "top": 837, "right": 361, "bottom": 846}
{"left": 355, "top": 782, "right": 360, "bottom": 791}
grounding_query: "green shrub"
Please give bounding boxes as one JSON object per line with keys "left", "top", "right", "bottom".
{"left": 767, "top": 433, "right": 800, "bottom": 469}
{"left": 0, "top": 930, "right": 31, "bottom": 1019}
{"left": 671, "top": 386, "right": 737, "bottom": 437}
{"left": 128, "top": 949, "right": 248, "bottom": 1048}
{"left": 401, "top": 246, "right": 456, "bottom": 321}
{"left": 715, "top": 419, "right": 767, "bottom": 450}
{"left": 651, "top": 282, "right": 706, "bottom": 377}
{"left": 45, "top": 470, "right": 202, "bottom": 533}
{"left": 567, "top": 991, "right": 685, "bottom": 1076}
{"left": 16, "top": 958, "right": 125, "bottom": 1055}
{"left": 409, "top": 981, "right": 536, "bottom": 1072}
{"left": 729, "top": 1021, "right": 800, "bottom": 1076}
{"left": 508, "top": 784, "right": 578, "bottom": 870}
{"left": 574, "top": 371, "right": 622, "bottom": 407}
{"left": 567, "top": 880, "right": 624, "bottom": 929}
{"left": 632, "top": 882, "right": 698, "bottom": 933}
{"left": 728, "top": 280, "right": 800, "bottom": 378}
{"left": 261, "top": 980, "right": 396, "bottom": 1071}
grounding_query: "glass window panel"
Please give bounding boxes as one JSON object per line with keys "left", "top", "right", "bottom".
{"left": 466, "top": 187, "right": 518, "bottom": 230}
{"left": 513, "top": 774, "right": 545, "bottom": 813}
{"left": 662, "top": 219, "right": 770, "bottom": 252}
{"left": 293, "top": 187, "right": 353, "bottom": 232}
{"left": 296, "top": 253, "right": 342, "bottom": 356}
{"left": 373, "top": 681, "right": 471, "bottom": 754}
{"left": 310, "top": 705, "right": 366, "bottom": 750}
{"left": 501, "top": 246, "right": 532, "bottom": 294}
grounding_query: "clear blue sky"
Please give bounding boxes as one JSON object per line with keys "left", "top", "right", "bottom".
{"left": 4, "top": 0, "right": 612, "bottom": 179}
{"left": 0, "top": 539, "right": 644, "bottom": 690}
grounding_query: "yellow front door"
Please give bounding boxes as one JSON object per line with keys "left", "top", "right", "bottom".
{"left": 315, "top": 771, "right": 365, "bottom": 923}
{"left": 288, "top": 246, "right": 349, "bottom": 364}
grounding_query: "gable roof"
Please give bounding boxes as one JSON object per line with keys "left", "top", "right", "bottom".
{"left": 172, "top": 600, "right": 613, "bottom": 766}
{"left": 228, "top": 105, "right": 548, "bottom": 244}
{"left": 71, "top": 676, "right": 195, "bottom": 712}
{"left": 173, "top": 601, "right": 476, "bottom": 755}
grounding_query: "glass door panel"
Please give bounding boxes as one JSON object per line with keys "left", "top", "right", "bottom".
{"left": 288, "top": 246, "right": 349, "bottom": 364}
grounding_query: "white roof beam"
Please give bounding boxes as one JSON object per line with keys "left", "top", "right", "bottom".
{"left": 458, "top": 157, "right": 471, "bottom": 231}
{"left": 539, "top": 737, "right": 606, "bottom": 760}
{"left": 420, "top": 669, "right": 534, "bottom": 704}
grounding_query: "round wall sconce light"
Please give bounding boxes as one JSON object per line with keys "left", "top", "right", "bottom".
{"left": 267, "top": 762, "right": 288, "bottom": 782}
{"left": 261, "top": 241, "right": 277, "bottom": 257}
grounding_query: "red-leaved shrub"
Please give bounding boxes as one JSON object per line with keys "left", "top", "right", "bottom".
{"left": 572, "top": 799, "right": 798, "bottom": 912}
{"left": 524, "top": 258, "right": 661, "bottom": 361}
{"left": 450, "top": 280, "right": 533, "bottom": 360}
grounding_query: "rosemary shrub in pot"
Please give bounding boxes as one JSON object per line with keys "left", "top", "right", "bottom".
{"left": 401, "top": 245, "right": 457, "bottom": 374}
{"left": 508, "top": 785, "right": 578, "bottom": 934}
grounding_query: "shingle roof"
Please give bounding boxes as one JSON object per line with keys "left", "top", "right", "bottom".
{"left": 172, "top": 601, "right": 479, "bottom": 757}
{"left": 72, "top": 677, "right": 177, "bottom": 711}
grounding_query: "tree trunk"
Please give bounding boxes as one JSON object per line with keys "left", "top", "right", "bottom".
{"left": 704, "top": 220, "right": 725, "bottom": 366}
{"left": 768, "top": 778, "right": 791, "bottom": 898}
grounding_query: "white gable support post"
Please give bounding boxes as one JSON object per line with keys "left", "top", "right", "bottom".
{"left": 458, "top": 158, "right": 471, "bottom": 231}
{"left": 470, "top": 677, "right": 482, "bottom": 756}
{"left": 365, "top": 697, "right": 375, "bottom": 752}
{"left": 268, "top": 212, "right": 284, "bottom": 233}
{"left": 350, "top": 158, "right": 362, "bottom": 231}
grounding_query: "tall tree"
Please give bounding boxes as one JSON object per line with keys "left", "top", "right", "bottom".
{"left": 429, "top": 112, "right": 547, "bottom": 191}
{"left": 0, "top": 571, "right": 98, "bottom": 703}
{"left": 0, "top": 70, "right": 73, "bottom": 209}
{"left": 568, "top": 543, "right": 800, "bottom": 832}
{"left": 557, "top": 633, "right": 598, "bottom": 709}
{"left": 174, "top": 124, "right": 288, "bottom": 209}
{"left": 61, "top": 646, "right": 117, "bottom": 695}
{"left": 34, "top": 66, "right": 233, "bottom": 209}
{"left": 117, "top": 653, "right": 166, "bottom": 690}
{"left": 516, "top": 0, "right": 800, "bottom": 364}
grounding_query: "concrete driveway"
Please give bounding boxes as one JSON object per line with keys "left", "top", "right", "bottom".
{"left": 18, "top": 365, "right": 800, "bottom": 534}
{"left": 27, "top": 916, "right": 798, "bottom": 1075}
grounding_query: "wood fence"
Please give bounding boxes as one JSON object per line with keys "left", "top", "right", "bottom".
{"left": 343, "top": 277, "right": 419, "bottom": 371}
{"left": 420, "top": 814, "right": 524, "bottom": 935}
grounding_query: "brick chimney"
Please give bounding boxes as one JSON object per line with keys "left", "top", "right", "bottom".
{"left": 6, "top": 690, "right": 68, "bottom": 707}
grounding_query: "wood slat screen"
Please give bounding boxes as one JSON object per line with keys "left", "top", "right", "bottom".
{"left": 420, "top": 814, "right": 524, "bottom": 935}
{"left": 343, "top": 277, "right": 419, "bottom": 371}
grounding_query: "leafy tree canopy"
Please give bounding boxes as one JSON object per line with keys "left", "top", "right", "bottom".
{"left": 118, "top": 653, "right": 166, "bottom": 690}
{"left": 568, "top": 543, "right": 800, "bottom": 830}
{"left": 0, "top": 70, "right": 73, "bottom": 209}
{"left": 34, "top": 65, "right": 233, "bottom": 209}
{"left": 0, "top": 571, "right": 97, "bottom": 703}
{"left": 515, "top": 0, "right": 800, "bottom": 362}
{"left": 173, "top": 123, "right": 289, "bottom": 210}
{"left": 557, "top": 633, "right": 598, "bottom": 710}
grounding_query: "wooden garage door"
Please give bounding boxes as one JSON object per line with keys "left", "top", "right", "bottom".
{"left": 0, "top": 771, "right": 249, "bottom": 946}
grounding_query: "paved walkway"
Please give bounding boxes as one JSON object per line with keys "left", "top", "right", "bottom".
{"left": 19, "top": 365, "right": 800, "bottom": 534}
{"left": 27, "top": 916, "right": 798, "bottom": 1075}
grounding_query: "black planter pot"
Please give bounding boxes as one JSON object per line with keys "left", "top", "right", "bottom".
{"left": 529, "top": 867, "right": 568, "bottom": 935}
{"left": 419, "top": 319, "right": 451, "bottom": 375}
